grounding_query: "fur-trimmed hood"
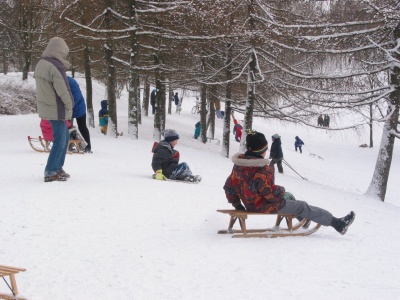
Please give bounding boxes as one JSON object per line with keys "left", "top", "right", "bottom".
{"left": 232, "top": 153, "right": 270, "bottom": 167}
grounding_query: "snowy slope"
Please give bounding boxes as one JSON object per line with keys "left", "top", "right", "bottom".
{"left": 0, "top": 72, "right": 399, "bottom": 300}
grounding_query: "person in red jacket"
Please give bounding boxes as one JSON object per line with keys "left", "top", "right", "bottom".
{"left": 223, "top": 130, "right": 356, "bottom": 235}
{"left": 232, "top": 118, "right": 242, "bottom": 142}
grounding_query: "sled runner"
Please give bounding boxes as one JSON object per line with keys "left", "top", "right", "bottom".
{"left": 217, "top": 209, "right": 321, "bottom": 238}
{"left": 27, "top": 136, "right": 85, "bottom": 154}
{"left": 0, "top": 264, "right": 26, "bottom": 300}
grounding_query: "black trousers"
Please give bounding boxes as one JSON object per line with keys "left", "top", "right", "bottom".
{"left": 76, "top": 114, "right": 91, "bottom": 149}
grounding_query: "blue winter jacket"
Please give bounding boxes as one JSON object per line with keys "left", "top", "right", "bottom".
{"left": 68, "top": 76, "right": 86, "bottom": 118}
{"left": 295, "top": 136, "right": 304, "bottom": 147}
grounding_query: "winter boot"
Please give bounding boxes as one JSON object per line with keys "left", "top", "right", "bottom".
{"left": 84, "top": 145, "right": 93, "bottom": 153}
{"left": 193, "top": 175, "right": 202, "bottom": 182}
{"left": 44, "top": 173, "right": 68, "bottom": 182}
{"left": 183, "top": 175, "right": 202, "bottom": 182}
{"left": 330, "top": 211, "right": 356, "bottom": 235}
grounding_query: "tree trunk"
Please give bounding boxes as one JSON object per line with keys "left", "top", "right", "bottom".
{"left": 153, "top": 53, "right": 166, "bottom": 141}
{"left": 208, "top": 85, "right": 216, "bottom": 139}
{"left": 241, "top": 50, "right": 256, "bottom": 153}
{"left": 168, "top": 85, "right": 172, "bottom": 115}
{"left": 222, "top": 41, "right": 233, "bottom": 158}
{"left": 128, "top": 0, "right": 139, "bottom": 139}
{"left": 3, "top": 48, "right": 8, "bottom": 75}
{"left": 143, "top": 75, "right": 150, "bottom": 117}
{"left": 22, "top": 51, "right": 30, "bottom": 81}
{"left": 104, "top": 1, "right": 118, "bottom": 136}
{"left": 369, "top": 103, "right": 373, "bottom": 148}
{"left": 200, "top": 83, "right": 208, "bottom": 143}
{"left": 83, "top": 44, "right": 94, "bottom": 128}
{"left": 366, "top": 71, "right": 400, "bottom": 201}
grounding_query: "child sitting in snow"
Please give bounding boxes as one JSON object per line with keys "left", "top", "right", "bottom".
{"left": 152, "top": 129, "right": 201, "bottom": 182}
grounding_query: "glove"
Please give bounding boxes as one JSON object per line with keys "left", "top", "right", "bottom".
{"left": 155, "top": 169, "right": 167, "bottom": 180}
{"left": 234, "top": 203, "right": 246, "bottom": 211}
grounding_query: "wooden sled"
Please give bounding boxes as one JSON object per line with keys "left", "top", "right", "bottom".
{"left": 0, "top": 265, "right": 26, "bottom": 300}
{"left": 217, "top": 209, "right": 321, "bottom": 238}
{"left": 27, "top": 136, "right": 84, "bottom": 154}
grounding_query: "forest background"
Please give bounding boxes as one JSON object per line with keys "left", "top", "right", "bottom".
{"left": 1, "top": 0, "right": 400, "bottom": 202}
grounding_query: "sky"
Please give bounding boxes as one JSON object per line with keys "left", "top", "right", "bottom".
{"left": 1, "top": 72, "right": 400, "bottom": 300}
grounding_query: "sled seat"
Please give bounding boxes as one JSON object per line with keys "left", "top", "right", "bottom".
{"left": 0, "top": 265, "right": 26, "bottom": 300}
{"left": 217, "top": 209, "right": 321, "bottom": 238}
{"left": 67, "top": 139, "right": 83, "bottom": 153}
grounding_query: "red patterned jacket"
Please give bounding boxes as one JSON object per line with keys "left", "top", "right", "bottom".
{"left": 223, "top": 153, "right": 285, "bottom": 213}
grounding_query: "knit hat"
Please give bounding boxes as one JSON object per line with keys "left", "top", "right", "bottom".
{"left": 164, "top": 129, "right": 180, "bottom": 143}
{"left": 246, "top": 131, "right": 268, "bottom": 154}
{"left": 272, "top": 133, "right": 281, "bottom": 139}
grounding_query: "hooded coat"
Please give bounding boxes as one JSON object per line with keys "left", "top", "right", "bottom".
{"left": 34, "top": 37, "right": 73, "bottom": 120}
{"left": 99, "top": 100, "right": 109, "bottom": 126}
{"left": 224, "top": 154, "right": 285, "bottom": 213}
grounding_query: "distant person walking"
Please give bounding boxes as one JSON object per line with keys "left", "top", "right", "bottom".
{"left": 150, "top": 89, "right": 157, "bottom": 115}
{"left": 294, "top": 136, "right": 304, "bottom": 153}
{"left": 34, "top": 37, "right": 73, "bottom": 182}
{"left": 194, "top": 121, "right": 201, "bottom": 139}
{"left": 68, "top": 76, "right": 92, "bottom": 153}
{"left": 174, "top": 92, "right": 180, "bottom": 113}
{"left": 269, "top": 133, "right": 284, "bottom": 173}
{"left": 99, "top": 100, "right": 108, "bottom": 135}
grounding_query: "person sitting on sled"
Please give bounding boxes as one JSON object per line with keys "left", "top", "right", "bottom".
{"left": 223, "top": 130, "right": 356, "bottom": 235}
{"left": 40, "top": 119, "right": 71, "bottom": 150}
{"left": 152, "top": 129, "right": 201, "bottom": 182}
{"left": 40, "top": 119, "right": 86, "bottom": 151}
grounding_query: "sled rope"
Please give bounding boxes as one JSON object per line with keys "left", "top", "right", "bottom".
{"left": 283, "top": 159, "right": 308, "bottom": 180}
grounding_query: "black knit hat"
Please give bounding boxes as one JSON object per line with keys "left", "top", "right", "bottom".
{"left": 164, "top": 129, "right": 180, "bottom": 142}
{"left": 246, "top": 131, "right": 268, "bottom": 154}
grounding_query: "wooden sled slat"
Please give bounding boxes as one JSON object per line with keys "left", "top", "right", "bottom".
{"left": 0, "top": 265, "right": 26, "bottom": 300}
{"left": 28, "top": 136, "right": 84, "bottom": 154}
{"left": 217, "top": 209, "right": 321, "bottom": 238}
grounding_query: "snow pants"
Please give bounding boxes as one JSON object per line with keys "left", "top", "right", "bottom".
{"left": 170, "top": 162, "right": 193, "bottom": 180}
{"left": 277, "top": 199, "right": 333, "bottom": 226}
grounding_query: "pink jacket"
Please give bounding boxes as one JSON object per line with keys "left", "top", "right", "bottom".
{"left": 40, "top": 119, "right": 71, "bottom": 141}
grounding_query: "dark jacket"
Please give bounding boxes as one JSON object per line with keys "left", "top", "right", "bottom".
{"left": 224, "top": 154, "right": 285, "bottom": 213}
{"left": 174, "top": 94, "right": 179, "bottom": 105}
{"left": 295, "top": 136, "right": 304, "bottom": 147}
{"left": 152, "top": 140, "right": 180, "bottom": 178}
{"left": 270, "top": 138, "right": 283, "bottom": 160}
{"left": 99, "top": 100, "right": 108, "bottom": 126}
{"left": 68, "top": 76, "right": 86, "bottom": 118}
{"left": 150, "top": 90, "right": 156, "bottom": 106}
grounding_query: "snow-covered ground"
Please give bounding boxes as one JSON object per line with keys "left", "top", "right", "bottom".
{"left": 1, "top": 72, "right": 400, "bottom": 300}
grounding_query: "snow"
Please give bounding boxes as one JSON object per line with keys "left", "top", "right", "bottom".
{"left": 1, "top": 72, "right": 400, "bottom": 300}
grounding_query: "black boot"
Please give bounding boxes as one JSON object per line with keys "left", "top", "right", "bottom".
{"left": 330, "top": 211, "right": 356, "bottom": 235}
